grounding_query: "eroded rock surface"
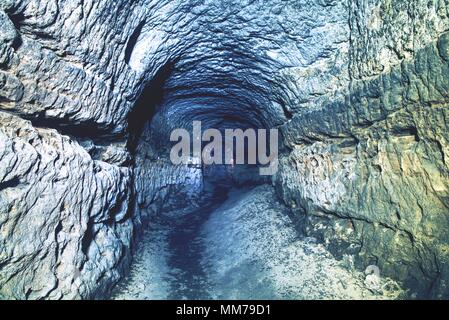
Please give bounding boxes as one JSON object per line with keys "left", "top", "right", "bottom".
{"left": 0, "top": 0, "right": 448, "bottom": 299}
{"left": 0, "top": 112, "right": 133, "bottom": 299}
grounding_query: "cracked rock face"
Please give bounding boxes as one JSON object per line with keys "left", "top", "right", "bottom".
{"left": 1, "top": 0, "right": 449, "bottom": 299}
{"left": 0, "top": 112, "right": 133, "bottom": 299}
{"left": 276, "top": 1, "right": 449, "bottom": 298}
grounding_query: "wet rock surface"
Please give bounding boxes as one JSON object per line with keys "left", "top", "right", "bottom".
{"left": 0, "top": 0, "right": 448, "bottom": 299}
{"left": 112, "top": 186, "right": 229, "bottom": 300}
{"left": 113, "top": 185, "right": 403, "bottom": 300}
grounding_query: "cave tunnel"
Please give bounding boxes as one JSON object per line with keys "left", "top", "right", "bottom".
{"left": 1, "top": 0, "right": 449, "bottom": 301}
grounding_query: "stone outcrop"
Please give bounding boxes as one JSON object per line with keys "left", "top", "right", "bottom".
{"left": 1, "top": 0, "right": 448, "bottom": 299}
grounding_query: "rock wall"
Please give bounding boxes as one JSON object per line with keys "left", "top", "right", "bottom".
{"left": 1, "top": 0, "right": 449, "bottom": 299}
{"left": 276, "top": 1, "right": 449, "bottom": 298}
{"left": 0, "top": 0, "right": 148, "bottom": 299}
{"left": 0, "top": 112, "right": 133, "bottom": 299}
{"left": 133, "top": 123, "right": 205, "bottom": 224}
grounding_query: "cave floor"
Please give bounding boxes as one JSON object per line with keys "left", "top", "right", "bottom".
{"left": 111, "top": 185, "right": 404, "bottom": 300}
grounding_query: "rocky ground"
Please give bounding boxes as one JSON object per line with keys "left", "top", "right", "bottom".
{"left": 112, "top": 185, "right": 404, "bottom": 300}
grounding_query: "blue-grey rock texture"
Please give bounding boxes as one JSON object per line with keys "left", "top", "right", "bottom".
{"left": 0, "top": 112, "right": 133, "bottom": 299}
{"left": 276, "top": 1, "right": 449, "bottom": 298}
{"left": 0, "top": 0, "right": 448, "bottom": 299}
